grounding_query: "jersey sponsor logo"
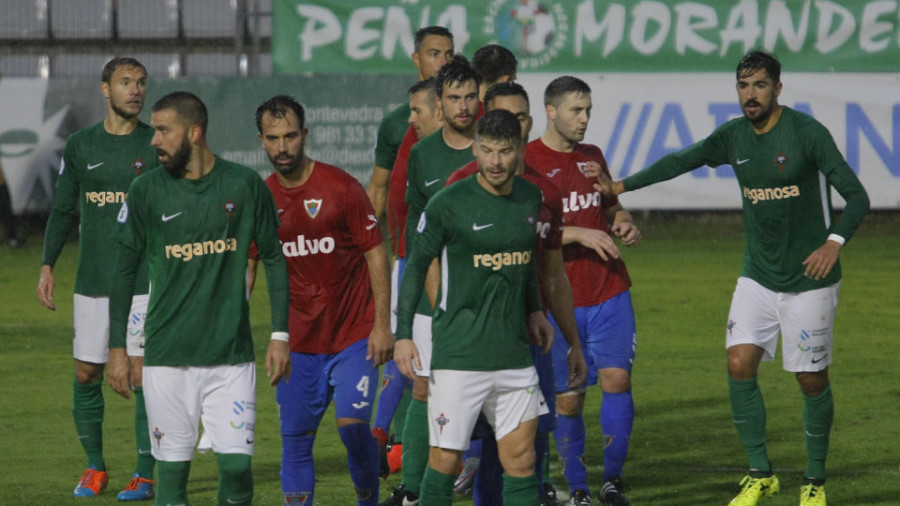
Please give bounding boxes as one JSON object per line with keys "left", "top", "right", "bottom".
{"left": 165, "top": 237, "right": 238, "bottom": 262}
{"left": 473, "top": 250, "right": 533, "bottom": 271}
{"left": 562, "top": 191, "right": 601, "bottom": 213}
{"left": 742, "top": 184, "right": 800, "bottom": 205}
{"left": 161, "top": 212, "right": 182, "bottom": 222}
{"left": 472, "top": 222, "right": 493, "bottom": 231}
{"left": 282, "top": 234, "right": 336, "bottom": 257}
{"left": 85, "top": 190, "right": 127, "bottom": 208}
{"left": 535, "top": 220, "right": 551, "bottom": 239}
{"left": 304, "top": 198, "right": 322, "bottom": 218}
{"left": 87, "top": 162, "right": 103, "bottom": 170}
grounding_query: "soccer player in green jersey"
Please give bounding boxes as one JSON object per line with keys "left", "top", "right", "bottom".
{"left": 595, "top": 50, "right": 870, "bottom": 506}
{"left": 36, "top": 57, "right": 158, "bottom": 500}
{"left": 395, "top": 109, "right": 554, "bottom": 506}
{"left": 107, "top": 91, "right": 291, "bottom": 506}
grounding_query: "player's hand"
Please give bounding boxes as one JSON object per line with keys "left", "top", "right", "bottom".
{"left": 107, "top": 348, "right": 132, "bottom": 399}
{"left": 568, "top": 226, "right": 620, "bottom": 261}
{"left": 527, "top": 311, "right": 554, "bottom": 354}
{"left": 580, "top": 160, "right": 604, "bottom": 179}
{"left": 393, "top": 339, "right": 421, "bottom": 380}
{"left": 565, "top": 345, "right": 587, "bottom": 389}
{"left": 802, "top": 240, "right": 841, "bottom": 280}
{"left": 266, "top": 339, "right": 291, "bottom": 386}
{"left": 611, "top": 221, "right": 642, "bottom": 246}
{"left": 37, "top": 265, "right": 56, "bottom": 310}
{"left": 366, "top": 323, "right": 395, "bottom": 368}
{"left": 592, "top": 174, "right": 623, "bottom": 199}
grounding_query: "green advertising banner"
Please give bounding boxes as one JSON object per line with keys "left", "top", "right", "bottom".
{"left": 273, "top": 0, "right": 900, "bottom": 73}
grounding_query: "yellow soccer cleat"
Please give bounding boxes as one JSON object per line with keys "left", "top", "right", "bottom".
{"left": 799, "top": 483, "right": 826, "bottom": 506}
{"left": 728, "top": 474, "right": 780, "bottom": 505}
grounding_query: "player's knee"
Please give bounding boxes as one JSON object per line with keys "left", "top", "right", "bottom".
{"left": 75, "top": 360, "right": 104, "bottom": 384}
{"left": 599, "top": 368, "right": 631, "bottom": 393}
{"left": 412, "top": 376, "right": 429, "bottom": 400}
{"left": 796, "top": 370, "right": 829, "bottom": 396}
{"left": 555, "top": 391, "right": 585, "bottom": 415}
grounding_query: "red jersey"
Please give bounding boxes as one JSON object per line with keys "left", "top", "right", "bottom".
{"left": 524, "top": 139, "right": 631, "bottom": 307}
{"left": 446, "top": 162, "right": 564, "bottom": 311}
{"left": 386, "top": 126, "right": 416, "bottom": 258}
{"left": 262, "top": 162, "right": 383, "bottom": 354}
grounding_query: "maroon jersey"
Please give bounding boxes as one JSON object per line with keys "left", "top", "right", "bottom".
{"left": 261, "top": 162, "right": 383, "bottom": 354}
{"left": 524, "top": 139, "right": 631, "bottom": 307}
{"left": 387, "top": 126, "right": 416, "bottom": 258}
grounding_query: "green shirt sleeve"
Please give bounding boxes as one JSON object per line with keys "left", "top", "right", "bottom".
{"left": 41, "top": 150, "right": 79, "bottom": 267}
{"left": 252, "top": 176, "right": 289, "bottom": 333}
{"left": 109, "top": 183, "right": 146, "bottom": 349}
{"left": 623, "top": 131, "right": 729, "bottom": 192}
{"left": 396, "top": 201, "right": 444, "bottom": 340}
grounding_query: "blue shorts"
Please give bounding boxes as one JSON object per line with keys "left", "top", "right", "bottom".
{"left": 531, "top": 344, "right": 556, "bottom": 433}
{"left": 550, "top": 290, "right": 637, "bottom": 393}
{"left": 277, "top": 339, "right": 378, "bottom": 434}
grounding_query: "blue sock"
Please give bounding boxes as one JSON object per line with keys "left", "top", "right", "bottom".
{"left": 601, "top": 391, "right": 634, "bottom": 480}
{"left": 473, "top": 436, "right": 502, "bottom": 506}
{"left": 464, "top": 437, "right": 483, "bottom": 460}
{"left": 554, "top": 413, "right": 587, "bottom": 493}
{"left": 338, "top": 424, "right": 380, "bottom": 505}
{"left": 373, "top": 361, "right": 410, "bottom": 433}
{"left": 534, "top": 433, "right": 549, "bottom": 490}
{"left": 281, "top": 434, "right": 315, "bottom": 504}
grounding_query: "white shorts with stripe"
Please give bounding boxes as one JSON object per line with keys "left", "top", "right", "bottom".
{"left": 412, "top": 313, "right": 433, "bottom": 377}
{"left": 143, "top": 362, "right": 256, "bottom": 461}
{"left": 427, "top": 367, "right": 547, "bottom": 451}
{"left": 726, "top": 276, "right": 839, "bottom": 373}
{"left": 73, "top": 293, "right": 149, "bottom": 363}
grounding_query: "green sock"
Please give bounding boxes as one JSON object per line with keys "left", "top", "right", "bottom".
{"left": 803, "top": 385, "right": 833, "bottom": 481}
{"left": 391, "top": 388, "right": 412, "bottom": 439}
{"left": 156, "top": 460, "right": 191, "bottom": 505}
{"left": 728, "top": 376, "right": 770, "bottom": 473}
{"left": 73, "top": 378, "right": 105, "bottom": 470}
{"left": 215, "top": 453, "right": 253, "bottom": 506}
{"left": 419, "top": 466, "right": 455, "bottom": 506}
{"left": 541, "top": 441, "right": 553, "bottom": 485}
{"left": 503, "top": 473, "right": 540, "bottom": 506}
{"left": 400, "top": 398, "right": 429, "bottom": 495}
{"left": 133, "top": 386, "right": 155, "bottom": 478}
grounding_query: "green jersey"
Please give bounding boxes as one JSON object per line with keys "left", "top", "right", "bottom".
{"left": 396, "top": 176, "right": 543, "bottom": 371}
{"left": 374, "top": 102, "right": 411, "bottom": 170}
{"left": 624, "top": 107, "right": 869, "bottom": 292}
{"left": 404, "top": 127, "right": 476, "bottom": 315}
{"left": 109, "top": 157, "right": 289, "bottom": 367}
{"left": 42, "top": 121, "right": 157, "bottom": 296}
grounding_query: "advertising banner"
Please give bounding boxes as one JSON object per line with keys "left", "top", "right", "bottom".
{"left": 273, "top": 0, "right": 900, "bottom": 73}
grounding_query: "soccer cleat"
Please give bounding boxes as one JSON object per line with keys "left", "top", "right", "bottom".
{"left": 729, "top": 474, "right": 780, "bottom": 505}
{"left": 116, "top": 473, "right": 155, "bottom": 501}
{"left": 600, "top": 476, "right": 630, "bottom": 505}
{"left": 452, "top": 456, "right": 480, "bottom": 495}
{"left": 541, "top": 482, "right": 561, "bottom": 506}
{"left": 378, "top": 484, "right": 418, "bottom": 506}
{"left": 73, "top": 466, "right": 109, "bottom": 497}
{"left": 799, "top": 483, "right": 826, "bottom": 506}
{"left": 568, "top": 488, "right": 592, "bottom": 506}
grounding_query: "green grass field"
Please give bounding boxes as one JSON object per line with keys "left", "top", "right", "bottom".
{"left": 1, "top": 212, "right": 898, "bottom": 505}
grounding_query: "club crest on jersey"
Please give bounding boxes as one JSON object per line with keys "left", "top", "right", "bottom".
{"left": 223, "top": 199, "right": 237, "bottom": 219}
{"left": 576, "top": 161, "right": 591, "bottom": 175}
{"left": 435, "top": 413, "right": 450, "bottom": 435}
{"left": 304, "top": 199, "right": 323, "bottom": 218}
{"left": 774, "top": 152, "right": 788, "bottom": 172}
{"left": 132, "top": 158, "right": 145, "bottom": 175}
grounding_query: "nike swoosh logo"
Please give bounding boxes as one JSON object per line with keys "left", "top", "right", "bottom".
{"left": 424, "top": 179, "right": 441, "bottom": 187}
{"left": 161, "top": 212, "right": 182, "bottom": 222}
{"left": 736, "top": 158, "right": 749, "bottom": 165}
{"left": 811, "top": 354, "right": 828, "bottom": 364}
{"left": 472, "top": 223, "right": 493, "bottom": 231}
{"left": 138, "top": 449, "right": 152, "bottom": 455}
{"left": 402, "top": 498, "right": 419, "bottom": 506}
{"left": 87, "top": 162, "right": 104, "bottom": 170}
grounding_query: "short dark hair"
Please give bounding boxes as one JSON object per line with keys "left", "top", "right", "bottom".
{"left": 152, "top": 91, "right": 208, "bottom": 135}
{"left": 737, "top": 49, "right": 781, "bottom": 84}
{"left": 484, "top": 82, "right": 529, "bottom": 111}
{"left": 414, "top": 26, "right": 454, "bottom": 53}
{"left": 476, "top": 109, "right": 522, "bottom": 147}
{"left": 544, "top": 75, "right": 591, "bottom": 107}
{"left": 255, "top": 95, "right": 306, "bottom": 133}
{"left": 101, "top": 57, "right": 146, "bottom": 83}
{"left": 435, "top": 60, "right": 480, "bottom": 98}
{"left": 471, "top": 44, "right": 517, "bottom": 86}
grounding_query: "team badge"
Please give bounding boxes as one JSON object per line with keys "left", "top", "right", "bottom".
{"left": 727, "top": 319, "right": 736, "bottom": 336}
{"left": 223, "top": 199, "right": 237, "bottom": 219}
{"left": 304, "top": 198, "right": 323, "bottom": 218}
{"left": 576, "top": 161, "right": 590, "bottom": 175}
{"left": 152, "top": 427, "right": 165, "bottom": 447}
{"left": 435, "top": 413, "right": 450, "bottom": 435}
{"left": 132, "top": 158, "right": 145, "bottom": 175}
{"left": 774, "top": 153, "right": 788, "bottom": 172}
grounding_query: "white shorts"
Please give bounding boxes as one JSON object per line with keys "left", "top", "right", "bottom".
{"left": 427, "top": 367, "right": 547, "bottom": 451}
{"left": 726, "top": 277, "right": 839, "bottom": 372}
{"left": 143, "top": 362, "right": 256, "bottom": 462}
{"left": 73, "top": 293, "right": 150, "bottom": 363}
{"left": 390, "top": 258, "right": 401, "bottom": 334}
{"left": 412, "top": 313, "right": 433, "bottom": 377}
